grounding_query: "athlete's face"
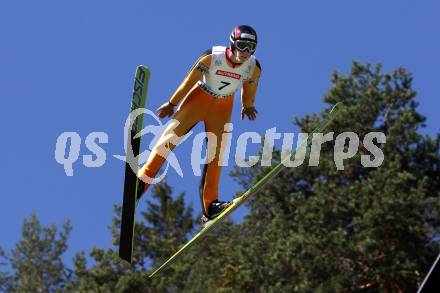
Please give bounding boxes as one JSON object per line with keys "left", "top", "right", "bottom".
{"left": 233, "top": 49, "right": 251, "bottom": 63}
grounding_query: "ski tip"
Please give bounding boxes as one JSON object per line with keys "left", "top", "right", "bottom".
{"left": 330, "top": 102, "right": 343, "bottom": 113}
{"left": 135, "top": 65, "right": 151, "bottom": 83}
{"left": 137, "top": 65, "right": 150, "bottom": 73}
{"left": 326, "top": 102, "right": 344, "bottom": 119}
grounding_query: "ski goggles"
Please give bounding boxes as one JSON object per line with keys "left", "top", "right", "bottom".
{"left": 234, "top": 40, "right": 257, "bottom": 53}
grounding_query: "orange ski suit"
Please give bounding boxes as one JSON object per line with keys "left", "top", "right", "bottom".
{"left": 138, "top": 48, "right": 261, "bottom": 215}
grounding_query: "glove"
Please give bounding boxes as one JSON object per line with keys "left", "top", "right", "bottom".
{"left": 241, "top": 106, "right": 258, "bottom": 120}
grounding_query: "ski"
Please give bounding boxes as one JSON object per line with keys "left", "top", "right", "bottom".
{"left": 119, "top": 65, "right": 150, "bottom": 263}
{"left": 148, "top": 102, "right": 343, "bottom": 278}
{"left": 417, "top": 252, "right": 440, "bottom": 293}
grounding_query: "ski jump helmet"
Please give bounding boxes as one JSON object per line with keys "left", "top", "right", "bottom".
{"left": 229, "top": 25, "right": 258, "bottom": 54}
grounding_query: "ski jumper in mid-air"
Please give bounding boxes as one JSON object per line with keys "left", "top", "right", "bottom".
{"left": 137, "top": 25, "right": 262, "bottom": 225}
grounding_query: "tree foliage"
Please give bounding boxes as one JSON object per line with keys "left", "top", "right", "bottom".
{"left": 0, "top": 214, "right": 71, "bottom": 292}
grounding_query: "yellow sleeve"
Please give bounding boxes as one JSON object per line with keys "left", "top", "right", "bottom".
{"left": 241, "top": 61, "right": 261, "bottom": 108}
{"left": 169, "top": 53, "right": 212, "bottom": 105}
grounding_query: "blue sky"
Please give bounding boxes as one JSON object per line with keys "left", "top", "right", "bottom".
{"left": 1, "top": 0, "right": 439, "bottom": 264}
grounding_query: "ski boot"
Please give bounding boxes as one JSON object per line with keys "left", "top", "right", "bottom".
{"left": 201, "top": 200, "right": 231, "bottom": 228}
